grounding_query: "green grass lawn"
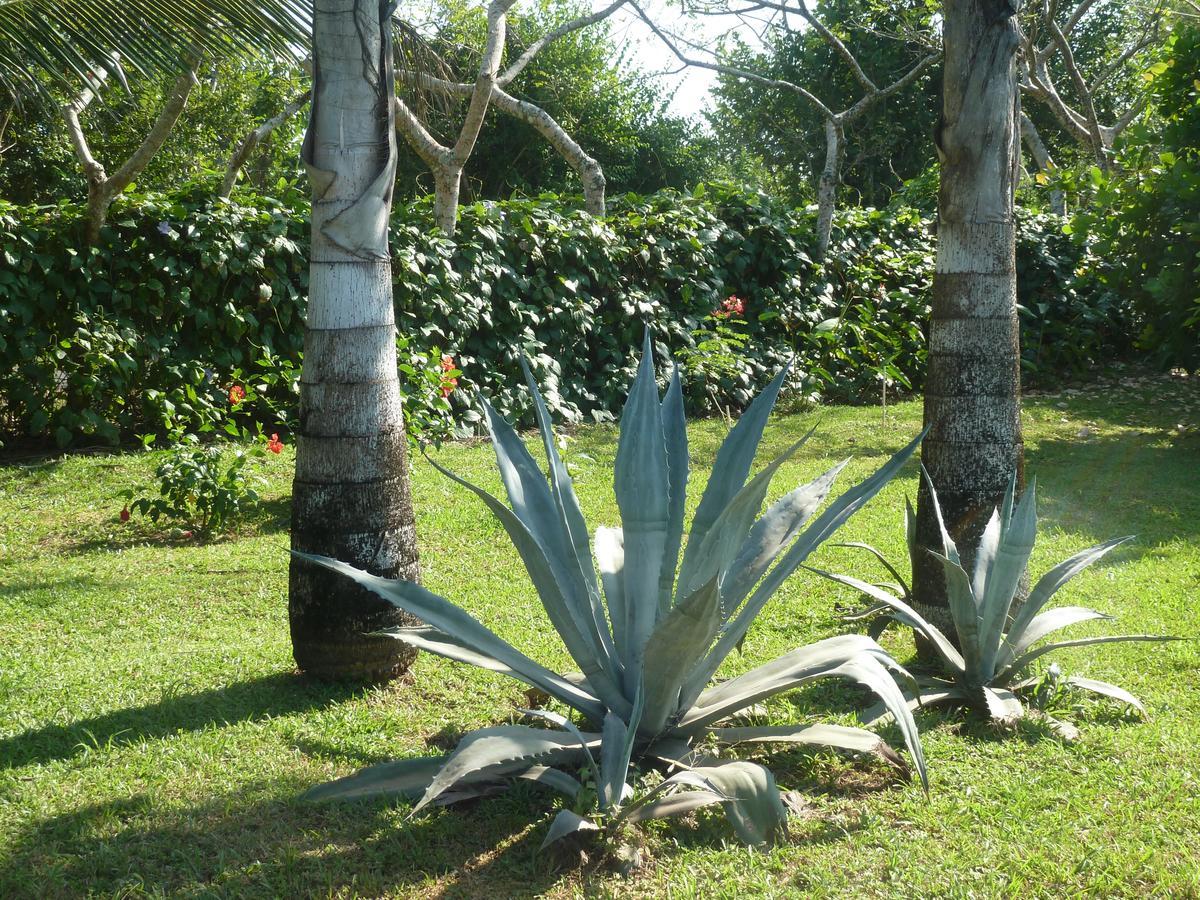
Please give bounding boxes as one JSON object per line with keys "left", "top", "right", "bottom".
{"left": 2, "top": 375, "right": 1198, "bottom": 898}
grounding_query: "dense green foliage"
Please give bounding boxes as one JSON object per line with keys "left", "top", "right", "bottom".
{"left": 0, "top": 184, "right": 1132, "bottom": 448}
{"left": 1065, "top": 24, "right": 1200, "bottom": 371}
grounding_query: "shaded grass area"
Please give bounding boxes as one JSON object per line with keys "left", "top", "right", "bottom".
{"left": 2, "top": 377, "right": 1198, "bottom": 898}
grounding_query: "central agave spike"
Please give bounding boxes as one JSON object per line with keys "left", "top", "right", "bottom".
{"left": 299, "top": 332, "right": 931, "bottom": 847}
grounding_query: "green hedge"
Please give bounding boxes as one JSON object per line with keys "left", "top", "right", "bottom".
{"left": 0, "top": 184, "right": 1130, "bottom": 448}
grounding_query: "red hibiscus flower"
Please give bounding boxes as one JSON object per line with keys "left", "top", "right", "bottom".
{"left": 267, "top": 433, "right": 283, "bottom": 454}
{"left": 228, "top": 384, "right": 246, "bottom": 405}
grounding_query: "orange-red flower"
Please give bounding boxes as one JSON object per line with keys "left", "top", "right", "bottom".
{"left": 119, "top": 507, "right": 130, "bottom": 523}
{"left": 714, "top": 295, "right": 746, "bottom": 318}
{"left": 228, "top": 384, "right": 246, "bottom": 405}
{"left": 267, "top": 433, "right": 283, "bottom": 454}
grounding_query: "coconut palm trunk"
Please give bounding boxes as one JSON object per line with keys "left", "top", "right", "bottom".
{"left": 913, "top": 0, "right": 1024, "bottom": 629}
{"left": 289, "top": 0, "right": 419, "bottom": 680}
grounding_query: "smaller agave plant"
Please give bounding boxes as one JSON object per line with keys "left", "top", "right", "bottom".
{"left": 812, "top": 472, "right": 1180, "bottom": 733}
{"left": 299, "top": 335, "right": 929, "bottom": 848}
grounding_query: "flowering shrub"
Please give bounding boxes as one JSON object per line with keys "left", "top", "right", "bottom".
{"left": 120, "top": 433, "right": 279, "bottom": 534}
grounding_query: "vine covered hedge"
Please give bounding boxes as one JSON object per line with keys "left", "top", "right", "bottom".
{"left": 0, "top": 184, "right": 1130, "bottom": 448}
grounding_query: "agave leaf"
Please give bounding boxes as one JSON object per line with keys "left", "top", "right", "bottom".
{"left": 833, "top": 541, "right": 911, "bottom": 599}
{"left": 861, "top": 685, "right": 967, "bottom": 725}
{"left": 904, "top": 496, "right": 918, "bottom": 567}
{"left": 600, "top": 682, "right": 643, "bottom": 813}
{"left": 997, "top": 606, "right": 1113, "bottom": 674}
{"left": 688, "top": 760, "right": 788, "bottom": 846}
{"left": 920, "top": 467, "right": 960, "bottom": 566}
{"left": 293, "top": 552, "right": 605, "bottom": 722}
{"left": 678, "top": 363, "right": 791, "bottom": 588}
{"left": 301, "top": 756, "right": 445, "bottom": 803}
{"left": 640, "top": 576, "right": 722, "bottom": 736}
{"left": 804, "top": 568, "right": 966, "bottom": 675}
{"left": 620, "top": 789, "right": 726, "bottom": 824}
{"left": 677, "top": 428, "right": 817, "bottom": 602}
{"left": 414, "top": 725, "right": 598, "bottom": 815}
{"left": 999, "top": 470, "right": 1017, "bottom": 530}
{"left": 690, "top": 428, "right": 927, "bottom": 699}
{"left": 981, "top": 685, "right": 1024, "bottom": 724}
{"left": 520, "top": 358, "right": 614, "bottom": 661}
{"left": 519, "top": 708, "right": 598, "bottom": 774}
{"left": 1007, "top": 634, "right": 1183, "bottom": 676}
{"left": 977, "top": 480, "right": 1038, "bottom": 677}
{"left": 925, "top": 549, "right": 983, "bottom": 681}
{"left": 540, "top": 809, "right": 600, "bottom": 849}
{"left": 375, "top": 625, "right": 518, "bottom": 676}
{"left": 477, "top": 404, "right": 612, "bottom": 672}
{"left": 594, "top": 526, "right": 627, "bottom": 659}
{"left": 660, "top": 364, "right": 689, "bottom": 608}
{"left": 1006, "top": 536, "right": 1135, "bottom": 643}
{"left": 517, "top": 765, "right": 583, "bottom": 799}
{"left": 614, "top": 332, "right": 670, "bottom": 690}
{"left": 710, "top": 724, "right": 906, "bottom": 772}
{"left": 972, "top": 509, "right": 1002, "bottom": 606}
{"left": 720, "top": 461, "right": 849, "bottom": 620}
{"left": 1063, "top": 676, "right": 1147, "bottom": 716}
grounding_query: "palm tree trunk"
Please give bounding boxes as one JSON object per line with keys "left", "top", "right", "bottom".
{"left": 289, "top": 0, "right": 420, "bottom": 680}
{"left": 913, "top": 0, "right": 1024, "bottom": 630}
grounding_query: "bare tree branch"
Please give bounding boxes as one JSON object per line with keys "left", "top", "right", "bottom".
{"left": 498, "top": 0, "right": 629, "bottom": 86}
{"left": 219, "top": 89, "right": 311, "bottom": 198}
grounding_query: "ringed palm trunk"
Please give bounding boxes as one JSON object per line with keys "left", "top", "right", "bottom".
{"left": 913, "top": 0, "right": 1024, "bottom": 630}
{"left": 289, "top": 0, "right": 420, "bottom": 680}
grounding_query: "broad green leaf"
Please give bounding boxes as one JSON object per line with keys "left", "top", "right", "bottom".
{"left": 415, "top": 725, "right": 597, "bottom": 815}
{"left": 640, "top": 576, "right": 721, "bottom": 736}
{"left": 293, "top": 552, "right": 604, "bottom": 722}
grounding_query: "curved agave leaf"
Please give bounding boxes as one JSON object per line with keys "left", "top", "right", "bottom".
{"left": 920, "top": 467, "right": 960, "bottom": 566}
{"left": 614, "top": 333, "right": 670, "bottom": 691}
{"left": 676, "top": 428, "right": 817, "bottom": 602}
{"left": 678, "top": 363, "right": 791, "bottom": 588}
{"left": 861, "top": 685, "right": 967, "bottom": 725}
{"left": 689, "top": 429, "right": 927, "bottom": 700}
{"left": 804, "top": 567, "right": 966, "bottom": 675}
{"left": 620, "top": 789, "right": 726, "bottom": 824}
{"left": 709, "top": 723, "right": 906, "bottom": 772}
{"left": 302, "top": 756, "right": 445, "bottom": 803}
{"left": 977, "top": 480, "right": 1038, "bottom": 677}
{"left": 972, "top": 510, "right": 1002, "bottom": 607}
{"left": 659, "top": 364, "right": 689, "bottom": 607}
{"left": 1063, "top": 676, "right": 1147, "bottom": 716}
{"left": 600, "top": 684, "right": 643, "bottom": 811}
{"left": 688, "top": 760, "right": 788, "bottom": 846}
{"left": 996, "top": 606, "right": 1113, "bottom": 674}
{"left": 414, "top": 725, "right": 597, "bottom": 815}
{"left": 376, "top": 625, "right": 519, "bottom": 676}
{"left": 477, "top": 403, "right": 613, "bottom": 672}
{"left": 925, "top": 549, "right": 983, "bottom": 681}
{"left": 832, "top": 541, "right": 911, "bottom": 598}
{"left": 1005, "top": 535, "right": 1135, "bottom": 643}
{"left": 720, "top": 461, "right": 849, "bottom": 619}
{"left": 981, "top": 685, "right": 1024, "bottom": 724}
{"left": 517, "top": 765, "right": 583, "bottom": 799}
{"left": 293, "top": 552, "right": 604, "bottom": 722}
{"left": 640, "top": 576, "right": 722, "bottom": 737}
{"left": 595, "top": 526, "right": 627, "bottom": 654}
{"left": 540, "top": 809, "right": 599, "bottom": 849}
{"left": 520, "top": 358, "right": 614, "bottom": 661}
{"left": 520, "top": 708, "right": 598, "bottom": 775}
{"left": 1008, "top": 634, "right": 1183, "bottom": 676}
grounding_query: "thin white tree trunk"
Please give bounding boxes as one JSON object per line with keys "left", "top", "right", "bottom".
{"left": 289, "top": 0, "right": 420, "bottom": 680}
{"left": 218, "top": 89, "right": 311, "bottom": 198}
{"left": 815, "top": 116, "right": 843, "bottom": 261}
{"left": 62, "top": 54, "right": 199, "bottom": 244}
{"left": 1019, "top": 112, "right": 1065, "bottom": 215}
{"left": 914, "top": 0, "right": 1025, "bottom": 631}
{"left": 433, "top": 165, "right": 462, "bottom": 234}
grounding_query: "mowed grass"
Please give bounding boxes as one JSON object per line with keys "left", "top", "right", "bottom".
{"left": 1, "top": 373, "right": 1198, "bottom": 898}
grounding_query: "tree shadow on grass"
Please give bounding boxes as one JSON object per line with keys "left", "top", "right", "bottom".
{"left": 0, "top": 673, "right": 363, "bottom": 770}
{"left": 0, "top": 779, "right": 578, "bottom": 900}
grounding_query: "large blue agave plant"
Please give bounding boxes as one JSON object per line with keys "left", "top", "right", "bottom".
{"left": 299, "top": 336, "right": 928, "bottom": 847}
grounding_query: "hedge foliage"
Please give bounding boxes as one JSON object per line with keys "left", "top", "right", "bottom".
{"left": 0, "top": 184, "right": 1131, "bottom": 448}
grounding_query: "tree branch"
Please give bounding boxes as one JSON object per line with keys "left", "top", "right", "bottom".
{"left": 219, "top": 88, "right": 311, "bottom": 197}
{"left": 498, "top": 0, "right": 629, "bottom": 87}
